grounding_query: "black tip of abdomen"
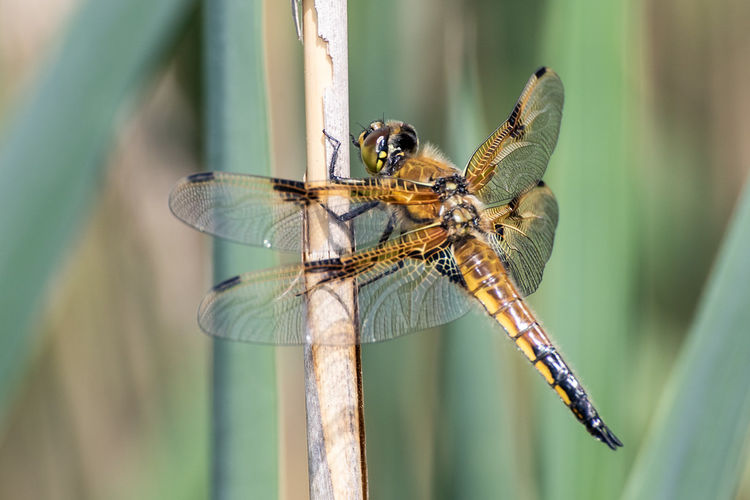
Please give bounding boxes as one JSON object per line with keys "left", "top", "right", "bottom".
{"left": 589, "top": 418, "right": 623, "bottom": 450}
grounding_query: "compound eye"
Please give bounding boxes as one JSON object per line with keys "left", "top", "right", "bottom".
{"left": 359, "top": 125, "right": 390, "bottom": 174}
{"left": 357, "top": 121, "right": 385, "bottom": 143}
{"left": 392, "top": 123, "right": 418, "bottom": 156}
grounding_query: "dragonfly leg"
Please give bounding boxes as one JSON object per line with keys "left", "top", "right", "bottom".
{"left": 323, "top": 129, "right": 344, "bottom": 181}
{"left": 378, "top": 210, "right": 397, "bottom": 243}
{"left": 318, "top": 200, "right": 384, "bottom": 254}
{"left": 320, "top": 201, "right": 398, "bottom": 250}
{"left": 322, "top": 200, "right": 380, "bottom": 223}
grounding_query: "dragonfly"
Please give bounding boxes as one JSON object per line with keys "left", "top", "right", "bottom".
{"left": 169, "top": 67, "right": 622, "bottom": 450}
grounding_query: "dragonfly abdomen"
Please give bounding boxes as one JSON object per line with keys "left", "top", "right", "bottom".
{"left": 453, "top": 237, "right": 622, "bottom": 449}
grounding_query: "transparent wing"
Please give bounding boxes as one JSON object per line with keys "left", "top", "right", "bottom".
{"left": 463, "top": 67, "right": 563, "bottom": 204}
{"left": 485, "top": 182, "right": 558, "bottom": 296}
{"left": 197, "top": 225, "right": 473, "bottom": 345}
{"left": 169, "top": 172, "right": 439, "bottom": 252}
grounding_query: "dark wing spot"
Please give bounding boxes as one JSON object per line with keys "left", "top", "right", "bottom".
{"left": 509, "top": 123, "right": 526, "bottom": 139}
{"left": 271, "top": 178, "right": 308, "bottom": 198}
{"left": 427, "top": 250, "right": 466, "bottom": 287}
{"left": 271, "top": 178, "right": 305, "bottom": 191}
{"left": 534, "top": 66, "right": 548, "bottom": 79}
{"left": 508, "top": 102, "right": 522, "bottom": 127}
{"left": 213, "top": 275, "right": 242, "bottom": 292}
{"left": 508, "top": 196, "right": 520, "bottom": 213}
{"left": 187, "top": 172, "right": 216, "bottom": 183}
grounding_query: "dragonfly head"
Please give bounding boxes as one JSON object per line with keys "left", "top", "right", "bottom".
{"left": 357, "top": 120, "right": 418, "bottom": 176}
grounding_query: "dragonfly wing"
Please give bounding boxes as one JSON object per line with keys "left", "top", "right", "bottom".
{"left": 485, "top": 182, "right": 559, "bottom": 296}
{"left": 197, "top": 225, "right": 472, "bottom": 344}
{"left": 463, "top": 67, "right": 563, "bottom": 204}
{"left": 169, "top": 172, "right": 306, "bottom": 251}
{"left": 169, "top": 172, "right": 438, "bottom": 251}
{"left": 199, "top": 266, "right": 310, "bottom": 344}
{"left": 357, "top": 245, "right": 472, "bottom": 343}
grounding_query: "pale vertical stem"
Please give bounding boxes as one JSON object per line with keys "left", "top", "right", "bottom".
{"left": 301, "top": 0, "right": 368, "bottom": 499}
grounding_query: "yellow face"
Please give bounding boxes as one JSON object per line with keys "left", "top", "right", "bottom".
{"left": 357, "top": 121, "right": 419, "bottom": 176}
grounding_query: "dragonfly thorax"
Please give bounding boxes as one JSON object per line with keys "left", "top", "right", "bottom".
{"left": 431, "top": 174, "right": 481, "bottom": 238}
{"left": 439, "top": 193, "right": 482, "bottom": 238}
{"left": 432, "top": 174, "right": 468, "bottom": 198}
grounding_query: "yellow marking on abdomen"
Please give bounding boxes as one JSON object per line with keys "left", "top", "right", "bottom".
{"left": 554, "top": 385, "right": 572, "bottom": 405}
{"left": 453, "top": 238, "right": 577, "bottom": 409}
{"left": 451, "top": 237, "right": 621, "bottom": 448}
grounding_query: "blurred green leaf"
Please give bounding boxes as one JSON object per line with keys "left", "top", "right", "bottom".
{"left": 535, "top": 0, "right": 639, "bottom": 497}
{"left": 203, "top": 0, "right": 278, "bottom": 498}
{"left": 622, "top": 176, "right": 750, "bottom": 500}
{"left": 0, "top": 0, "right": 196, "bottom": 421}
{"left": 114, "top": 369, "right": 209, "bottom": 500}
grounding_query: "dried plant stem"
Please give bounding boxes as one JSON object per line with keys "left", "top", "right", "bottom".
{"left": 301, "top": 0, "right": 368, "bottom": 499}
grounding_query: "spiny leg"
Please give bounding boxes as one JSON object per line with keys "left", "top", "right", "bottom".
{"left": 320, "top": 129, "right": 397, "bottom": 248}
{"left": 378, "top": 209, "right": 397, "bottom": 244}
{"left": 323, "top": 129, "right": 344, "bottom": 181}
{"left": 322, "top": 200, "right": 380, "bottom": 224}
{"left": 319, "top": 200, "right": 383, "bottom": 254}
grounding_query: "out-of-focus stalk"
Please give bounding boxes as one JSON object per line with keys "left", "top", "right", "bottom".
{"left": 204, "top": 1, "right": 278, "bottom": 498}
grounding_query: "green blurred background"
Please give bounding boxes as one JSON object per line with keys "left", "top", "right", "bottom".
{"left": 1, "top": 0, "right": 749, "bottom": 498}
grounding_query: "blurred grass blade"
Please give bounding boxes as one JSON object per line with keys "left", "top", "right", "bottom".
{"left": 622, "top": 177, "right": 750, "bottom": 500}
{"left": 0, "top": 0, "right": 196, "bottom": 420}
{"left": 204, "top": 0, "right": 278, "bottom": 498}
{"left": 536, "top": 0, "right": 639, "bottom": 497}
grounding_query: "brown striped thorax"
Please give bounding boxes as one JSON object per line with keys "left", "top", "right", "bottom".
{"left": 169, "top": 67, "right": 623, "bottom": 450}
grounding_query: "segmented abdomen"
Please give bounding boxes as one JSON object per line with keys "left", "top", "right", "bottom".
{"left": 452, "top": 237, "right": 621, "bottom": 449}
